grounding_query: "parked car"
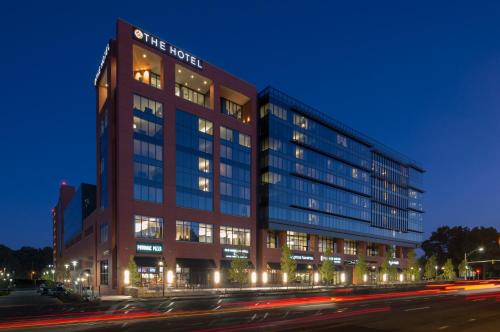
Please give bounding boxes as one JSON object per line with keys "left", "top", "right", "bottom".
{"left": 48, "top": 286, "right": 67, "bottom": 297}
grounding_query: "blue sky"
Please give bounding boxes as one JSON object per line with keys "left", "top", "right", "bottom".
{"left": 1, "top": 0, "right": 499, "bottom": 248}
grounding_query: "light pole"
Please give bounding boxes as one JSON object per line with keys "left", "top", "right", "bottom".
{"left": 434, "top": 265, "right": 438, "bottom": 279}
{"left": 464, "top": 247, "right": 484, "bottom": 280}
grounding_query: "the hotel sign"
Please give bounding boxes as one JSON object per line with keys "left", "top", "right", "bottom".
{"left": 223, "top": 248, "right": 249, "bottom": 259}
{"left": 136, "top": 242, "right": 163, "bottom": 254}
{"left": 388, "top": 260, "right": 400, "bottom": 266}
{"left": 133, "top": 27, "right": 203, "bottom": 70}
{"left": 320, "top": 256, "right": 342, "bottom": 264}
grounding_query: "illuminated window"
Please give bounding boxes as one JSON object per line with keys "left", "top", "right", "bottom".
{"left": 133, "top": 45, "right": 162, "bottom": 89}
{"left": 318, "top": 237, "right": 335, "bottom": 253}
{"left": 267, "top": 231, "right": 278, "bottom": 248}
{"left": 220, "top": 226, "right": 251, "bottom": 246}
{"left": 198, "top": 118, "right": 213, "bottom": 135}
{"left": 176, "top": 220, "right": 213, "bottom": 243}
{"left": 307, "top": 198, "right": 318, "bottom": 209}
{"left": 287, "top": 231, "right": 309, "bottom": 251}
{"left": 343, "top": 240, "right": 357, "bottom": 256}
{"left": 295, "top": 147, "right": 304, "bottom": 159}
{"left": 198, "top": 157, "right": 210, "bottom": 173}
{"left": 293, "top": 131, "right": 305, "bottom": 142}
{"left": 221, "top": 98, "right": 243, "bottom": 121}
{"left": 337, "top": 134, "right": 348, "bottom": 148}
{"left": 352, "top": 168, "right": 358, "bottom": 179}
{"left": 134, "top": 215, "right": 163, "bottom": 239}
{"left": 239, "top": 133, "right": 251, "bottom": 148}
{"left": 293, "top": 114, "right": 309, "bottom": 129}
{"left": 198, "top": 177, "right": 210, "bottom": 192}
{"left": 220, "top": 163, "right": 232, "bottom": 178}
{"left": 175, "top": 65, "right": 211, "bottom": 108}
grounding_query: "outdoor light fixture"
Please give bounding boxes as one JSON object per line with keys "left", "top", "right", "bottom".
{"left": 363, "top": 273, "right": 368, "bottom": 283}
{"left": 214, "top": 270, "right": 220, "bottom": 285}
{"left": 124, "top": 269, "right": 130, "bottom": 285}
{"left": 72, "top": 260, "right": 78, "bottom": 267}
{"left": 399, "top": 273, "right": 404, "bottom": 282}
{"left": 340, "top": 272, "right": 346, "bottom": 283}
{"left": 262, "top": 271, "right": 268, "bottom": 284}
{"left": 64, "top": 264, "right": 69, "bottom": 270}
{"left": 383, "top": 273, "right": 388, "bottom": 282}
{"left": 166, "top": 270, "right": 174, "bottom": 285}
{"left": 251, "top": 271, "right": 257, "bottom": 284}
{"left": 283, "top": 272, "right": 288, "bottom": 284}
{"left": 314, "top": 272, "right": 319, "bottom": 284}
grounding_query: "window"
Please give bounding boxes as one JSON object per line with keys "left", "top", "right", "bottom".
{"left": 175, "top": 65, "right": 211, "bottom": 108}
{"left": 198, "top": 157, "right": 210, "bottom": 173}
{"left": 198, "top": 177, "right": 210, "bottom": 192}
{"left": 343, "top": 239, "right": 357, "bottom": 255}
{"left": 337, "top": 134, "right": 348, "bottom": 148}
{"left": 318, "top": 237, "right": 335, "bottom": 253}
{"left": 308, "top": 198, "right": 318, "bottom": 209}
{"left": 267, "top": 231, "right": 278, "bottom": 249}
{"left": 220, "top": 126, "right": 233, "bottom": 141}
{"left": 286, "top": 231, "right": 309, "bottom": 251}
{"left": 220, "top": 163, "right": 232, "bottom": 178}
{"left": 367, "top": 243, "right": 379, "bottom": 256}
{"left": 293, "top": 114, "right": 309, "bottom": 129}
{"left": 238, "top": 133, "right": 251, "bottom": 148}
{"left": 198, "top": 118, "right": 213, "bottom": 135}
{"left": 100, "top": 223, "right": 109, "bottom": 243}
{"left": 295, "top": 147, "right": 304, "bottom": 159}
{"left": 176, "top": 220, "right": 213, "bottom": 243}
{"left": 221, "top": 98, "right": 243, "bottom": 121}
{"left": 352, "top": 168, "right": 359, "bottom": 179}
{"left": 133, "top": 95, "right": 163, "bottom": 118}
{"left": 134, "top": 215, "right": 163, "bottom": 239}
{"left": 134, "top": 139, "right": 163, "bottom": 161}
{"left": 220, "top": 226, "right": 251, "bottom": 246}
{"left": 133, "top": 45, "right": 162, "bottom": 89}
{"left": 100, "top": 260, "right": 108, "bottom": 285}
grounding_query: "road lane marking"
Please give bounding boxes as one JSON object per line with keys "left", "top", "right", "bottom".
{"left": 404, "top": 306, "right": 431, "bottom": 312}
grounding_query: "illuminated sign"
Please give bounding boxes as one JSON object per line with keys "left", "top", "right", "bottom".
{"left": 291, "top": 255, "right": 314, "bottom": 261}
{"left": 94, "top": 43, "right": 110, "bottom": 86}
{"left": 223, "top": 248, "right": 249, "bottom": 259}
{"left": 133, "top": 28, "right": 203, "bottom": 70}
{"left": 388, "top": 260, "right": 400, "bottom": 266}
{"left": 320, "top": 256, "right": 342, "bottom": 264}
{"left": 136, "top": 242, "right": 163, "bottom": 254}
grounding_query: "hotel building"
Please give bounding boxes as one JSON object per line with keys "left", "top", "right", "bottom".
{"left": 53, "top": 19, "right": 424, "bottom": 293}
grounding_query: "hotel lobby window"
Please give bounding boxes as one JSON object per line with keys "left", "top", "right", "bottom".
{"left": 133, "top": 45, "right": 162, "bottom": 89}
{"left": 175, "top": 64, "right": 212, "bottom": 108}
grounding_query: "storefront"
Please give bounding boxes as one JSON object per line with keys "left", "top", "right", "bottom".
{"left": 176, "top": 258, "right": 215, "bottom": 288}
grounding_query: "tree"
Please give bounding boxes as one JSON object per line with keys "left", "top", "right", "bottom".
{"left": 380, "top": 254, "right": 390, "bottom": 283}
{"left": 280, "top": 245, "right": 296, "bottom": 283}
{"left": 319, "top": 249, "right": 335, "bottom": 284}
{"left": 458, "top": 259, "right": 468, "bottom": 279}
{"left": 405, "top": 250, "right": 419, "bottom": 282}
{"left": 126, "top": 256, "right": 140, "bottom": 286}
{"left": 424, "top": 255, "right": 437, "bottom": 280}
{"left": 353, "top": 253, "right": 367, "bottom": 284}
{"left": 442, "top": 259, "right": 456, "bottom": 280}
{"left": 229, "top": 245, "right": 249, "bottom": 288}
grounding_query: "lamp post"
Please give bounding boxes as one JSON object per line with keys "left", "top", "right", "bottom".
{"left": 464, "top": 247, "right": 484, "bottom": 280}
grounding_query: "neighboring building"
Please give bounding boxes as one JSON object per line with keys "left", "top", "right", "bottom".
{"left": 53, "top": 19, "right": 424, "bottom": 294}
{"left": 257, "top": 87, "right": 424, "bottom": 284}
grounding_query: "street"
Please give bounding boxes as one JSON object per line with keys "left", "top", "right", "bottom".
{"left": 0, "top": 282, "right": 499, "bottom": 331}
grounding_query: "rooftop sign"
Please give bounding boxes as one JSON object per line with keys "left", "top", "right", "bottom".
{"left": 133, "top": 27, "right": 203, "bottom": 70}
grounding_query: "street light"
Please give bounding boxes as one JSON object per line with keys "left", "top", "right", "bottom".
{"left": 464, "top": 247, "right": 485, "bottom": 280}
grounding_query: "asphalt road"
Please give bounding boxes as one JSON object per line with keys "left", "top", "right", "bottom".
{"left": 1, "top": 286, "right": 499, "bottom": 331}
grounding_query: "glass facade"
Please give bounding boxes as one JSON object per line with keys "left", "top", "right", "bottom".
{"left": 176, "top": 220, "right": 213, "bottom": 243}
{"left": 134, "top": 215, "right": 163, "bottom": 239}
{"left": 176, "top": 110, "right": 213, "bottom": 211}
{"left": 220, "top": 226, "right": 251, "bottom": 246}
{"left": 259, "top": 87, "right": 424, "bottom": 246}
{"left": 220, "top": 126, "right": 251, "bottom": 217}
{"left": 133, "top": 95, "right": 164, "bottom": 203}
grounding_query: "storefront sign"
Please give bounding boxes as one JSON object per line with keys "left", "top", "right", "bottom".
{"left": 94, "top": 43, "right": 110, "bottom": 86}
{"left": 223, "top": 248, "right": 249, "bottom": 259}
{"left": 320, "top": 256, "right": 342, "bottom": 264}
{"left": 291, "top": 255, "right": 314, "bottom": 261}
{"left": 388, "top": 260, "right": 400, "bottom": 266}
{"left": 136, "top": 242, "right": 163, "bottom": 254}
{"left": 133, "top": 28, "right": 203, "bottom": 70}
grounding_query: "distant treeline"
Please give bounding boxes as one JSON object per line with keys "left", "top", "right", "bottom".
{"left": 0, "top": 245, "right": 52, "bottom": 279}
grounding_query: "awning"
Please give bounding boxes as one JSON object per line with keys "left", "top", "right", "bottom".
{"left": 267, "top": 262, "right": 281, "bottom": 270}
{"left": 220, "top": 260, "right": 255, "bottom": 269}
{"left": 176, "top": 258, "right": 216, "bottom": 269}
{"left": 134, "top": 256, "right": 162, "bottom": 267}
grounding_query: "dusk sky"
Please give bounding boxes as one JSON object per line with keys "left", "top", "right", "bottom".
{"left": 1, "top": 1, "right": 500, "bottom": 249}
